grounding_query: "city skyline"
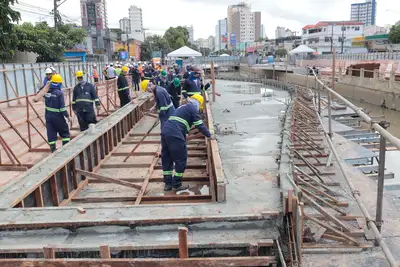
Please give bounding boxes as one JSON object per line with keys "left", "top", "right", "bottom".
{"left": 12, "top": 0, "right": 398, "bottom": 40}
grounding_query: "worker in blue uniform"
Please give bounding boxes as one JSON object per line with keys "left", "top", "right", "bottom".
{"left": 182, "top": 66, "right": 210, "bottom": 100}
{"left": 155, "top": 70, "right": 167, "bottom": 88}
{"left": 167, "top": 77, "right": 182, "bottom": 108}
{"left": 72, "top": 70, "right": 101, "bottom": 131}
{"left": 117, "top": 66, "right": 131, "bottom": 107}
{"left": 140, "top": 79, "right": 175, "bottom": 129}
{"left": 42, "top": 74, "right": 70, "bottom": 152}
{"left": 161, "top": 94, "right": 213, "bottom": 191}
{"left": 183, "top": 65, "right": 191, "bottom": 79}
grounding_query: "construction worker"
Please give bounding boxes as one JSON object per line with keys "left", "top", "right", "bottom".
{"left": 143, "top": 65, "right": 153, "bottom": 80}
{"left": 140, "top": 79, "right": 175, "bottom": 129}
{"left": 41, "top": 67, "right": 56, "bottom": 89}
{"left": 155, "top": 70, "right": 167, "bottom": 88}
{"left": 115, "top": 64, "right": 122, "bottom": 76}
{"left": 161, "top": 94, "right": 212, "bottom": 191}
{"left": 93, "top": 64, "right": 100, "bottom": 82}
{"left": 72, "top": 71, "right": 101, "bottom": 131}
{"left": 42, "top": 74, "right": 70, "bottom": 152}
{"left": 117, "top": 65, "right": 131, "bottom": 107}
{"left": 107, "top": 63, "right": 116, "bottom": 79}
{"left": 130, "top": 64, "right": 140, "bottom": 91}
{"left": 182, "top": 66, "right": 210, "bottom": 100}
{"left": 183, "top": 65, "right": 191, "bottom": 79}
{"left": 167, "top": 78, "right": 182, "bottom": 108}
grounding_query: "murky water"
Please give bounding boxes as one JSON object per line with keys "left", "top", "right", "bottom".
{"left": 345, "top": 97, "right": 400, "bottom": 187}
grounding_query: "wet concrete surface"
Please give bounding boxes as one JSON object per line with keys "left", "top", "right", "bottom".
{"left": 211, "top": 80, "right": 289, "bottom": 210}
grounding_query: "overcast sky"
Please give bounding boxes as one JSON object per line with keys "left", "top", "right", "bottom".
{"left": 14, "top": 0, "right": 399, "bottom": 39}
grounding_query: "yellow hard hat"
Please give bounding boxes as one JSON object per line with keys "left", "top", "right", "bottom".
{"left": 76, "top": 70, "right": 84, "bottom": 78}
{"left": 140, "top": 80, "right": 150, "bottom": 91}
{"left": 122, "top": 66, "right": 129, "bottom": 72}
{"left": 190, "top": 94, "right": 204, "bottom": 110}
{"left": 51, "top": 74, "right": 63, "bottom": 84}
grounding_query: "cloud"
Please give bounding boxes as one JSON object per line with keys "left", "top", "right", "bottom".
{"left": 16, "top": 0, "right": 398, "bottom": 41}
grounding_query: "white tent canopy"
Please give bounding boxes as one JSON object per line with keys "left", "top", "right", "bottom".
{"left": 167, "top": 46, "right": 202, "bottom": 57}
{"left": 289, "top": 45, "right": 316, "bottom": 54}
{"left": 219, "top": 53, "right": 230, "bottom": 57}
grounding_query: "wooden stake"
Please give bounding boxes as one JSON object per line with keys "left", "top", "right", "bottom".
{"left": 179, "top": 227, "right": 189, "bottom": 258}
{"left": 75, "top": 169, "right": 141, "bottom": 190}
{"left": 99, "top": 245, "right": 111, "bottom": 259}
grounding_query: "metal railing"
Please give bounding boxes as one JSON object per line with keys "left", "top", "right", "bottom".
{"left": 294, "top": 52, "right": 400, "bottom": 61}
{"left": 308, "top": 67, "right": 398, "bottom": 267}
{"left": 0, "top": 62, "right": 107, "bottom": 101}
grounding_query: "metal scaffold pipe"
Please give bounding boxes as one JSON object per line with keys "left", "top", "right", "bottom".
{"left": 307, "top": 68, "right": 397, "bottom": 267}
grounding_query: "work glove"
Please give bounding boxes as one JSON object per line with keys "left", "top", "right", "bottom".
{"left": 149, "top": 106, "right": 157, "bottom": 113}
{"left": 204, "top": 83, "right": 211, "bottom": 90}
{"left": 209, "top": 134, "right": 216, "bottom": 140}
{"left": 96, "top": 105, "right": 101, "bottom": 111}
{"left": 66, "top": 117, "right": 71, "bottom": 124}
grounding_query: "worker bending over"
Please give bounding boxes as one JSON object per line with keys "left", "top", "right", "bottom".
{"left": 182, "top": 66, "right": 210, "bottom": 100}
{"left": 161, "top": 95, "right": 212, "bottom": 191}
{"left": 167, "top": 78, "right": 182, "bottom": 108}
{"left": 117, "top": 66, "right": 131, "bottom": 107}
{"left": 72, "top": 71, "right": 101, "bottom": 131}
{"left": 140, "top": 80, "right": 175, "bottom": 129}
{"left": 42, "top": 74, "right": 70, "bottom": 152}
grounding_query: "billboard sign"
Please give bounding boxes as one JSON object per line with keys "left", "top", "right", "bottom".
{"left": 230, "top": 33, "right": 236, "bottom": 47}
{"left": 120, "top": 51, "right": 128, "bottom": 60}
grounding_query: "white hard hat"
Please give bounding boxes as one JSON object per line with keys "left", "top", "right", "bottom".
{"left": 110, "top": 63, "right": 114, "bottom": 66}
{"left": 45, "top": 68, "right": 53, "bottom": 74}
{"left": 93, "top": 63, "right": 97, "bottom": 67}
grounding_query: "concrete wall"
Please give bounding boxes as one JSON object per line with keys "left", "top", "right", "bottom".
{"left": 241, "top": 63, "right": 400, "bottom": 111}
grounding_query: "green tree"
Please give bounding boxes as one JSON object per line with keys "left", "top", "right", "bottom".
{"left": 0, "top": 0, "right": 20, "bottom": 62}
{"left": 389, "top": 24, "right": 400, "bottom": 44}
{"left": 199, "top": 47, "right": 211, "bottom": 56}
{"left": 275, "top": 48, "right": 288, "bottom": 57}
{"left": 15, "top": 22, "right": 87, "bottom": 62}
{"left": 140, "top": 35, "right": 169, "bottom": 61}
{"left": 164, "top": 26, "right": 190, "bottom": 50}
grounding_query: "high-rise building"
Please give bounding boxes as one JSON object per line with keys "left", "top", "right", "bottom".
{"left": 227, "top": 2, "right": 261, "bottom": 49}
{"left": 208, "top": 36, "right": 215, "bottom": 51}
{"left": 350, "top": 0, "right": 376, "bottom": 26}
{"left": 185, "top": 26, "right": 194, "bottom": 43}
{"left": 81, "top": 0, "right": 108, "bottom": 30}
{"left": 119, "top": 17, "right": 131, "bottom": 34}
{"left": 260, "top": 25, "right": 265, "bottom": 39}
{"left": 215, "top": 18, "right": 228, "bottom": 51}
{"left": 129, "top": 5, "right": 144, "bottom": 42}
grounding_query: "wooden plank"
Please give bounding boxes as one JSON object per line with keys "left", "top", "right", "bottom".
{"left": 304, "top": 215, "right": 359, "bottom": 246}
{"left": 72, "top": 195, "right": 212, "bottom": 203}
{"left": 99, "top": 245, "right": 111, "bottom": 259}
{"left": 49, "top": 175, "right": 59, "bottom": 206}
{"left": 88, "top": 175, "right": 210, "bottom": 184}
{"left": 0, "top": 165, "right": 28, "bottom": 171}
{"left": 112, "top": 152, "right": 207, "bottom": 157}
{"left": 135, "top": 146, "right": 160, "bottom": 205}
{"left": 34, "top": 186, "right": 44, "bottom": 208}
{"left": 313, "top": 227, "right": 327, "bottom": 242}
{"left": 179, "top": 227, "right": 189, "bottom": 258}
{"left": 75, "top": 169, "right": 142, "bottom": 190}
{"left": 302, "top": 194, "right": 350, "bottom": 232}
{"left": 61, "top": 166, "right": 70, "bottom": 199}
{"left": 59, "top": 179, "right": 89, "bottom": 206}
{"left": 0, "top": 257, "right": 276, "bottom": 266}
{"left": 322, "top": 233, "right": 349, "bottom": 244}
{"left": 43, "top": 247, "right": 55, "bottom": 259}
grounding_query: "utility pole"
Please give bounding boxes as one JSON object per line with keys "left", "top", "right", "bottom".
{"left": 54, "top": 0, "right": 58, "bottom": 29}
{"left": 330, "top": 23, "right": 334, "bottom": 53}
{"left": 341, "top": 21, "right": 345, "bottom": 54}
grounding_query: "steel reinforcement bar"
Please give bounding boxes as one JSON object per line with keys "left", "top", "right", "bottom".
{"left": 308, "top": 68, "right": 397, "bottom": 267}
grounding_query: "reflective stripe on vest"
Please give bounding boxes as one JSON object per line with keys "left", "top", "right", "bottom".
{"left": 158, "top": 102, "right": 173, "bottom": 112}
{"left": 187, "top": 91, "right": 201, "bottom": 95}
{"left": 118, "top": 86, "right": 129, "bottom": 91}
{"left": 169, "top": 116, "right": 190, "bottom": 132}
{"left": 45, "top": 106, "right": 67, "bottom": 112}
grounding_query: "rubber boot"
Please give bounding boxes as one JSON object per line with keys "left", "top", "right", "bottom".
{"left": 163, "top": 175, "right": 172, "bottom": 191}
{"left": 50, "top": 144, "right": 56, "bottom": 153}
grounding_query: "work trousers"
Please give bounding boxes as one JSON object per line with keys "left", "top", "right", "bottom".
{"left": 46, "top": 114, "right": 70, "bottom": 152}
{"left": 171, "top": 97, "right": 180, "bottom": 109}
{"left": 161, "top": 135, "right": 187, "bottom": 187}
{"left": 132, "top": 78, "right": 140, "bottom": 91}
{"left": 76, "top": 109, "right": 97, "bottom": 131}
{"left": 118, "top": 90, "right": 131, "bottom": 107}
